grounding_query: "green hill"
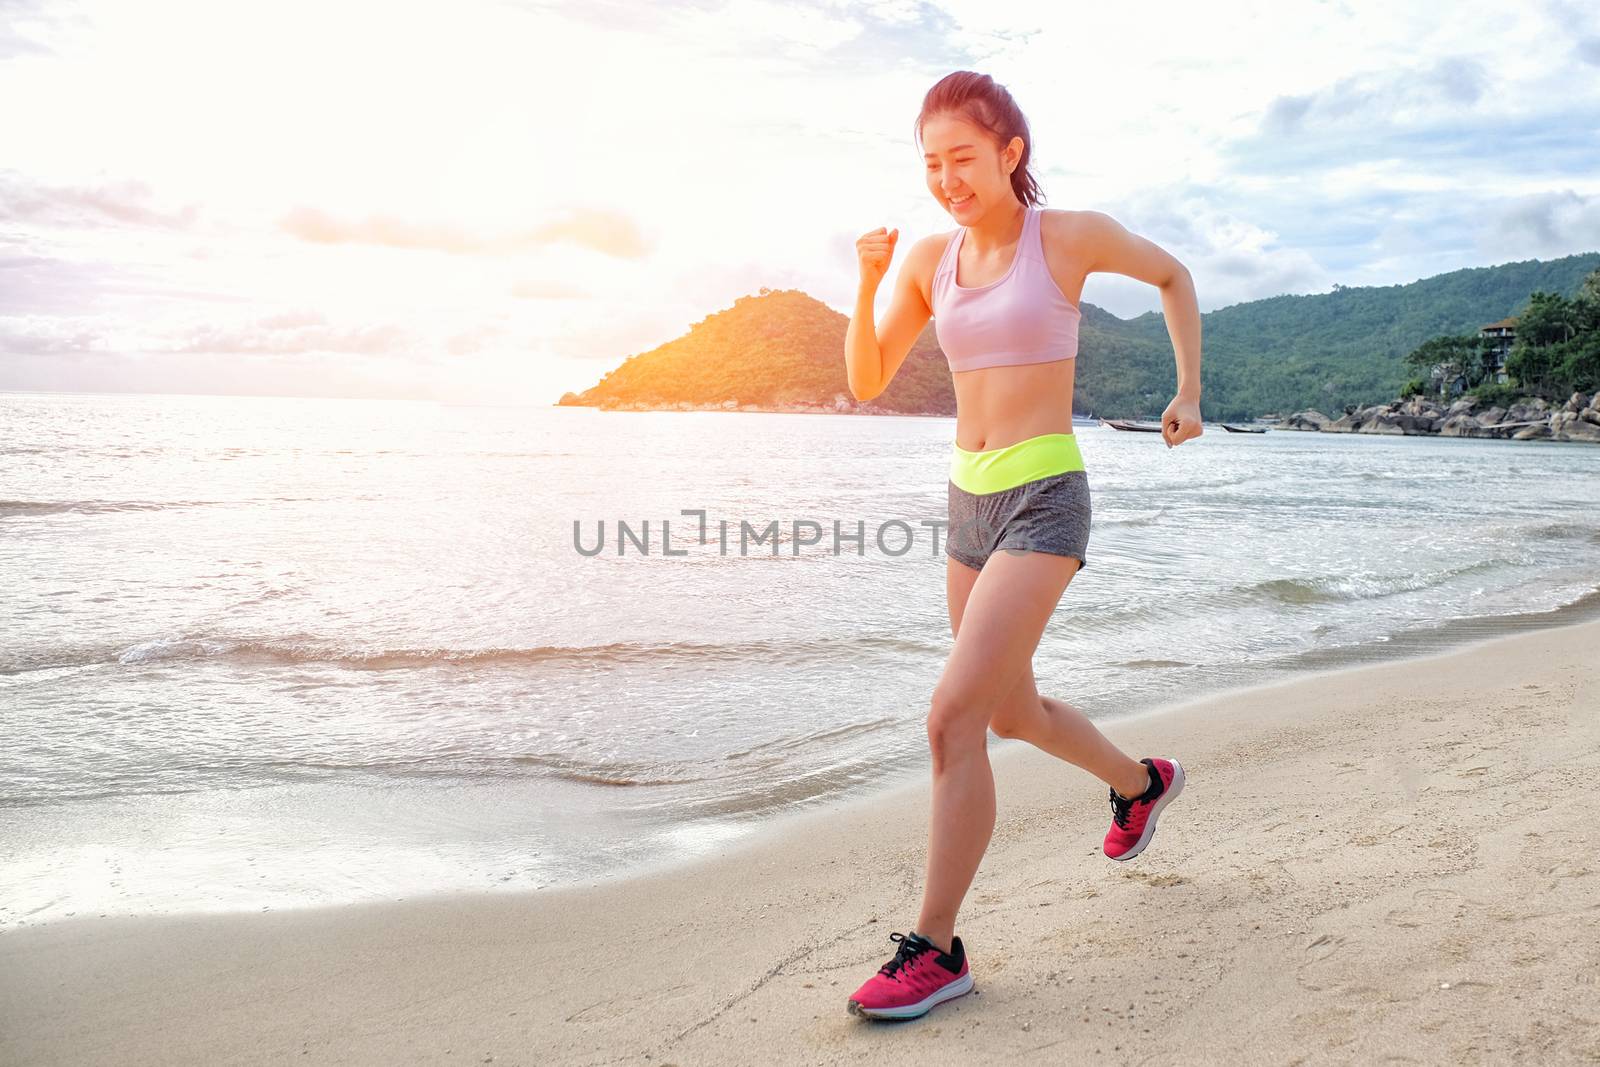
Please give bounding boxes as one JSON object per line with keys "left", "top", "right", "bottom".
{"left": 1145, "top": 252, "right": 1600, "bottom": 419}
{"left": 558, "top": 253, "right": 1600, "bottom": 420}
{"left": 559, "top": 288, "right": 956, "bottom": 416}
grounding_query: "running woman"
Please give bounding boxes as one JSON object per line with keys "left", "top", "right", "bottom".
{"left": 842, "top": 71, "right": 1204, "bottom": 1021}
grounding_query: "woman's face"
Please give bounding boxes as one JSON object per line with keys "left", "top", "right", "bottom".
{"left": 921, "top": 112, "right": 1022, "bottom": 221}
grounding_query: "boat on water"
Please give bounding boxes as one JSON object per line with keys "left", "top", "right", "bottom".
{"left": 1100, "top": 418, "right": 1165, "bottom": 432}
{"left": 1220, "top": 423, "right": 1269, "bottom": 434}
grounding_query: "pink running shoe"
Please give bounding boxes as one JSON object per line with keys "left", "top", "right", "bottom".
{"left": 1103, "top": 757, "right": 1185, "bottom": 861}
{"left": 846, "top": 930, "right": 973, "bottom": 1020}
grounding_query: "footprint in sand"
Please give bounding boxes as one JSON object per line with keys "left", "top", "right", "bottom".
{"left": 1304, "top": 932, "right": 1342, "bottom": 962}
{"left": 1384, "top": 886, "right": 1465, "bottom": 929}
{"left": 1295, "top": 932, "right": 1350, "bottom": 991}
{"left": 1122, "top": 869, "right": 1187, "bottom": 888}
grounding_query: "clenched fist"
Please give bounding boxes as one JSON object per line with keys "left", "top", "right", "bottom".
{"left": 1160, "top": 395, "right": 1204, "bottom": 448}
{"left": 856, "top": 226, "right": 899, "bottom": 288}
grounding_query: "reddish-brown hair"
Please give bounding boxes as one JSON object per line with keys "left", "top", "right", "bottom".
{"left": 914, "top": 71, "right": 1045, "bottom": 208}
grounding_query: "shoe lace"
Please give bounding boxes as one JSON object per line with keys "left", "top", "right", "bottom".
{"left": 1109, "top": 786, "right": 1135, "bottom": 830}
{"left": 878, "top": 931, "right": 933, "bottom": 979}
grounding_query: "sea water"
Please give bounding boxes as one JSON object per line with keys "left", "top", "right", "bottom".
{"left": 3, "top": 390, "right": 1597, "bottom": 927}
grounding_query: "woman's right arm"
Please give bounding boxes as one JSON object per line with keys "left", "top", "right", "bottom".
{"left": 846, "top": 228, "right": 937, "bottom": 402}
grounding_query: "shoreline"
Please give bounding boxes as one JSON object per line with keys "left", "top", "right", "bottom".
{"left": 4, "top": 617, "right": 1599, "bottom": 1064}
{"left": 6, "top": 586, "right": 1597, "bottom": 932}
{"left": 530, "top": 582, "right": 1600, "bottom": 900}
{"left": 553, "top": 404, "right": 1600, "bottom": 447}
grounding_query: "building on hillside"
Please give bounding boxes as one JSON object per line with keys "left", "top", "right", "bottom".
{"left": 1431, "top": 364, "right": 1469, "bottom": 398}
{"left": 1479, "top": 317, "right": 1515, "bottom": 385}
{"left": 1433, "top": 316, "right": 1516, "bottom": 398}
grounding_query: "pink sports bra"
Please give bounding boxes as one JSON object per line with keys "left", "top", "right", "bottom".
{"left": 930, "top": 204, "right": 1081, "bottom": 373}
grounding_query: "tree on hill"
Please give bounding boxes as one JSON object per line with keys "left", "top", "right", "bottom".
{"left": 1402, "top": 333, "right": 1492, "bottom": 398}
{"left": 1504, "top": 272, "right": 1600, "bottom": 400}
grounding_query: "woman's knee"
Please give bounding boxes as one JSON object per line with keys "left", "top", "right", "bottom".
{"left": 926, "top": 683, "right": 991, "bottom": 756}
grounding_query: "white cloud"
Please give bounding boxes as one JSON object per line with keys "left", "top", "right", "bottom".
{"left": 1490, "top": 189, "right": 1600, "bottom": 258}
{"left": 2, "top": 0, "right": 1598, "bottom": 400}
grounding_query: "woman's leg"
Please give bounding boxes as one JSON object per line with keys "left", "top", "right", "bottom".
{"left": 948, "top": 558, "right": 1148, "bottom": 804}
{"left": 917, "top": 548, "right": 1082, "bottom": 953}
{"left": 987, "top": 665, "right": 1151, "bottom": 801}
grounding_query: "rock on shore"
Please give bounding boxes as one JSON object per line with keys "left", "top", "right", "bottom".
{"left": 1280, "top": 391, "right": 1600, "bottom": 443}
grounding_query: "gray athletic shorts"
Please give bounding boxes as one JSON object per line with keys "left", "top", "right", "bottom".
{"left": 945, "top": 469, "right": 1091, "bottom": 571}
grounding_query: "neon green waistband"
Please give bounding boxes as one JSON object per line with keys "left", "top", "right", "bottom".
{"left": 950, "top": 432, "right": 1085, "bottom": 494}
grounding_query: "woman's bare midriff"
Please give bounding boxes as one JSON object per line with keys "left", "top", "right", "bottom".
{"left": 952, "top": 357, "right": 1077, "bottom": 451}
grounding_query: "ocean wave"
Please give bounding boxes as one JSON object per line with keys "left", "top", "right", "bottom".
{"left": 245, "top": 752, "right": 721, "bottom": 791}
{"left": 1109, "top": 658, "right": 1194, "bottom": 669}
{"left": 720, "top": 716, "right": 899, "bottom": 761}
{"left": 1050, "top": 602, "right": 1165, "bottom": 635}
{"left": 1248, "top": 582, "right": 1600, "bottom": 678}
{"left": 1520, "top": 520, "right": 1600, "bottom": 544}
{"left": 0, "top": 632, "right": 943, "bottom": 675}
{"left": 1238, "top": 557, "right": 1514, "bottom": 606}
{"left": 1097, "top": 508, "right": 1167, "bottom": 527}
{"left": 0, "top": 498, "right": 228, "bottom": 518}
{"left": 507, "top": 750, "right": 740, "bottom": 789}
{"left": 0, "top": 741, "right": 886, "bottom": 805}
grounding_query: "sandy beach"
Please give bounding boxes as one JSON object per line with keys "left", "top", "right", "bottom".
{"left": 4, "top": 617, "right": 1599, "bottom": 1066}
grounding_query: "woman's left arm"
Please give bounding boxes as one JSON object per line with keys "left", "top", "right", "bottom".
{"left": 1074, "top": 211, "right": 1203, "bottom": 448}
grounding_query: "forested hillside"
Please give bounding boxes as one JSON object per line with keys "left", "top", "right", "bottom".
{"left": 558, "top": 252, "right": 1600, "bottom": 420}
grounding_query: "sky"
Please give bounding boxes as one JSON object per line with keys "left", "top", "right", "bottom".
{"left": 2, "top": 0, "right": 1599, "bottom": 404}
